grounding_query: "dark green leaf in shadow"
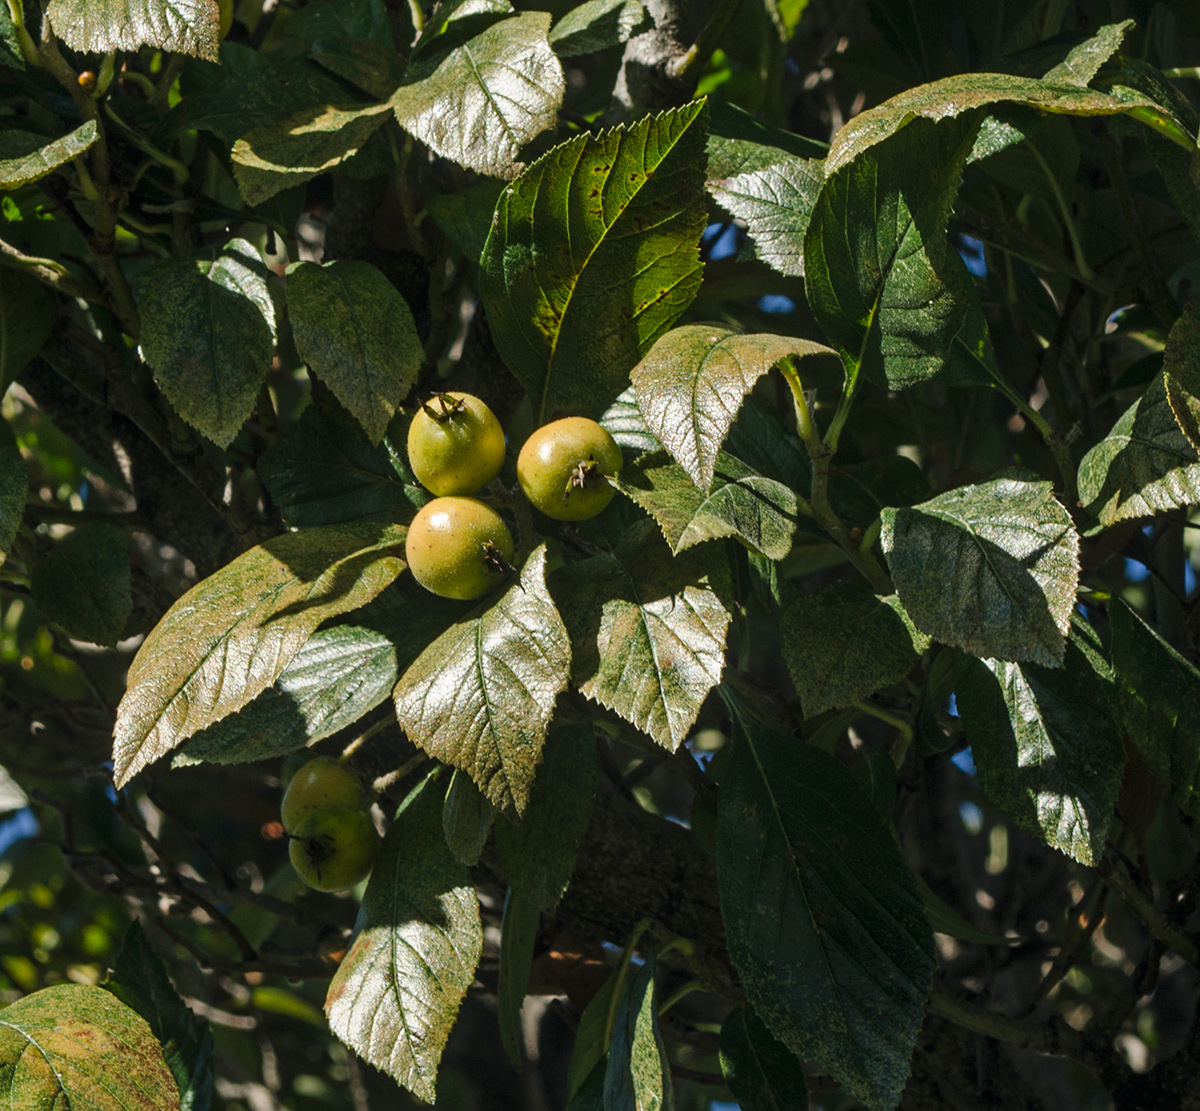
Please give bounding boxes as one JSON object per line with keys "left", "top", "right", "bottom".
{"left": 46, "top": 0, "right": 220, "bottom": 60}
{"left": 232, "top": 102, "right": 392, "bottom": 207}
{"left": 428, "top": 179, "right": 506, "bottom": 263}
{"left": 259, "top": 398, "right": 427, "bottom": 528}
{"left": 630, "top": 323, "right": 835, "bottom": 489}
{"left": 0, "top": 983, "right": 181, "bottom": 1110}
{"left": 552, "top": 519, "right": 732, "bottom": 751}
{"left": 0, "top": 4, "right": 24, "bottom": 68}
{"left": 113, "top": 522, "right": 406, "bottom": 786}
{"left": 480, "top": 100, "right": 708, "bottom": 421}
{"left": 549, "top": 0, "right": 650, "bottom": 57}
{"left": 0, "top": 269, "right": 55, "bottom": 392}
{"left": 497, "top": 886, "right": 540, "bottom": 1070}
{"left": 915, "top": 873, "right": 1019, "bottom": 946}
{"left": 881, "top": 474, "right": 1079, "bottom": 667}
{"left": 1077, "top": 372, "right": 1200, "bottom": 526}
{"left": 781, "top": 584, "right": 929, "bottom": 718}
{"left": 719, "top": 1004, "right": 808, "bottom": 1111}
{"left": 175, "top": 623, "right": 400, "bottom": 765}
{"left": 953, "top": 624, "right": 1124, "bottom": 865}
{"left": 106, "top": 922, "right": 213, "bottom": 1111}
{"left": 1163, "top": 306, "right": 1200, "bottom": 456}
{"left": 0, "top": 122, "right": 98, "bottom": 189}
{"left": 443, "top": 768, "right": 494, "bottom": 866}
{"left": 394, "top": 546, "right": 570, "bottom": 818}
{"left": 716, "top": 695, "right": 935, "bottom": 1111}
{"left": 134, "top": 238, "right": 276, "bottom": 448}
{"left": 706, "top": 101, "right": 828, "bottom": 179}
{"left": 708, "top": 156, "right": 825, "bottom": 277}
{"left": 0, "top": 421, "right": 28, "bottom": 570}
{"left": 615, "top": 450, "right": 802, "bottom": 561}
{"left": 325, "top": 775, "right": 482, "bottom": 1104}
{"left": 1111, "top": 601, "right": 1200, "bottom": 820}
{"left": 31, "top": 523, "right": 132, "bottom": 647}
{"left": 390, "top": 12, "right": 563, "bottom": 178}
{"left": 287, "top": 260, "right": 422, "bottom": 443}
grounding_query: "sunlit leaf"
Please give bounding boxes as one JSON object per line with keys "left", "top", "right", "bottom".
{"left": 553, "top": 519, "right": 732, "bottom": 750}
{"left": 134, "top": 238, "right": 277, "bottom": 448}
{"left": 326, "top": 776, "right": 482, "bottom": 1103}
{"left": 1042, "top": 20, "right": 1134, "bottom": 87}
{"left": 716, "top": 695, "right": 935, "bottom": 1111}
{"left": 0, "top": 984, "right": 181, "bottom": 1111}
{"left": 953, "top": 624, "right": 1124, "bottom": 865}
{"left": 394, "top": 546, "right": 570, "bottom": 817}
{"left": 549, "top": 0, "right": 650, "bottom": 57}
{"left": 1163, "top": 306, "right": 1200, "bottom": 456}
{"left": 881, "top": 474, "right": 1079, "bottom": 667}
{"left": 480, "top": 100, "right": 708, "bottom": 421}
{"left": 630, "top": 324, "right": 834, "bottom": 489}
{"left": 47, "top": 0, "right": 221, "bottom": 60}
{"left": 113, "top": 522, "right": 405, "bottom": 785}
{"left": 390, "top": 11, "right": 563, "bottom": 178}
{"left": 0, "top": 122, "right": 98, "bottom": 189}
{"left": 287, "top": 260, "right": 422, "bottom": 443}
{"left": 604, "top": 954, "right": 674, "bottom": 1111}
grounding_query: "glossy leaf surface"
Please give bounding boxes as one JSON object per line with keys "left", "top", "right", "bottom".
{"left": 0, "top": 122, "right": 98, "bottom": 189}
{"left": 548, "top": 0, "right": 650, "bottom": 56}
{"left": 46, "top": 0, "right": 222, "bottom": 59}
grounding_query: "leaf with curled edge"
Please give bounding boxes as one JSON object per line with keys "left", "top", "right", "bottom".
{"left": 0, "top": 122, "right": 98, "bottom": 189}
{"left": 326, "top": 776, "right": 482, "bottom": 1104}
{"left": 881, "top": 474, "right": 1079, "bottom": 668}
{"left": 552, "top": 519, "right": 732, "bottom": 751}
{"left": 631, "top": 324, "right": 834, "bottom": 490}
{"left": 46, "top": 0, "right": 220, "bottom": 61}
{"left": 112, "top": 522, "right": 405, "bottom": 786}
{"left": 393, "top": 546, "right": 570, "bottom": 818}
{"left": 1163, "top": 306, "right": 1200, "bottom": 457}
{"left": 390, "top": 11, "right": 563, "bottom": 178}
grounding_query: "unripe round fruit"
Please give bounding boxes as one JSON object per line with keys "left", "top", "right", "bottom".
{"left": 289, "top": 806, "right": 379, "bottom": 892}
{"left": 516, "top": 417, "right": 622, "bottom": 521}
{"left": 406, "top": 392, "right": 506, "bottom": 496}
{"left": 281, "top": 756, "right": 365, "bottom": 834}
{"left": 405, "top": 496, "right": 515, "bottom": 600}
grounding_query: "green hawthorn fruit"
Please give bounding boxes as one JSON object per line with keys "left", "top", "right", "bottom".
{"left": 407, "top": 392, "right": 506, "bottom": 496}
{"left": 288, "top": 806, "right": 379, "bottom": 892}
{"left": 281, "top": 756, "right": 365, "bottom": 834}
{"left": 404, "top": 496, "right": 514, "bottom": 600}
{"left": 516, "top": 417, "right": 622, "bottom": 521}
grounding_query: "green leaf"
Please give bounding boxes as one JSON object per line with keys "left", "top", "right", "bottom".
{"left": 708, "top": 155, "right": 825, "bottom": 277}
{"left": 175, "top": 623, "right": 400, "bottom": 765}
{"left": 31, "top": 523, "right": 132, "bottom": 647}
{"left": 953, "top": 628, "right": 1125, "bottom": 866}
{"left": 106, "top": 923, "right": 213, "bottom": 1111}
{"left": 112, "top": 522, "right": 405, "bottom": 786}
{"left": 781, "top": 585, "right": 929, "bottom": 718}
{"left": 134, "top": 238, "right": 277, "bottom": 449}
{"left": 601, "top": 386, "right": 665, "bottom": 456}
{"left": 826, "top": 72, "right": 1171, "bottom": 173}
{"left": 393, "top": 546, "right": 571, "bottom": 818}
{"left": 629, "top": 324, "right": 834, "bottom": 489}
{"left": 496, "top": 887, "right": 540, "bottom": 1070}
{"left": 554, "top": 520, "right": 732, "bottom": 750}
{"left": 1163, "top": 306, "right": 1200, "bottom": 456}
{"left": 1077, "top": 372, "right": 1200, "bottom": 526}
{"left": 0, "top": 983, "right": 181, "bottom": 1111}
{"left": 548, "top": 0, "right": 650, "bottom": 57}
{"left": 496, "top": 723, "right": 596, "bottom": 911}
{"left": 442, "top": 768, "right": 494, "bottom": 866}
{"left": 914, "top": 873, "right": 1018, "bottom": 946}
{"left": 0, "top": 269, "right": 55, "bottom": 392}
{"left": 258, "top": 397, "right": 426, "bottom": 529}
{"left": 0, "top": 122, "right": 99, "bottom": 190}
{"left": 706, "top": 101, "right": 827, "bottom": 179}
{"left": 603, "top": 953, "right": 674, "bottom": 1111}
{"left": 805, "top": 113, "right": 983, "bottom": 390}
{"left": 719, "top": 1004, "right": 808, "bottom": 1111}
{"left": 615, "top": 450, "right": 802, "bottom": 561}
{"left": 46, "top": 0, "right": 221, "bottom": 60}
{"left": 0, "top": 4, "right": 24, "bottom": 68}
{"left": 1042, "top": 20, "right": 1133, "bottom": 87}
{"left": 232, "top": 102, "right": 392, "bottom": 208}
{"left": 1110, "top": 601, "right": 1200, "bottom": 820}
{"left": 325, "top": 776, "right": 482, "bottom": 1104}
{"left": 286, "top": 260, "right": 422, "bottom": 444}
{"left": 716, "top": 697, "right": 935, "bottom": 1111}
{"left": 427, "top": 179, "right": 506, "bottom": 263}
{"left": 390, "top": 12, "right": 564, "bottom": 178}
{"left": 881, "top": 474, "right": 1080, "bottom": 668}
{"left": 0, "top": 421, "right": 28, "bottom": 571}
{"left": 567, "top": 974, "right": 617, "bottom": 1099}
{"left": 480, "top": 100, "right": 709, "bottom": 422}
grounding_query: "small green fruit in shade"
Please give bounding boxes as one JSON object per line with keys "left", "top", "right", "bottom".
{"left": 405, "top": 496, "right": 515, "bottom": 600}
{"left": 281, "top": 756, "right": 365, "bottom": 834}
{"left": 517, "top": 417, "right": 622, "bottom": 521}
{"left": 289, "top": 806, "right": 380, "bottom": 892}
{"left": 407, "top": 392, "right": 506, "bottom": 496}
